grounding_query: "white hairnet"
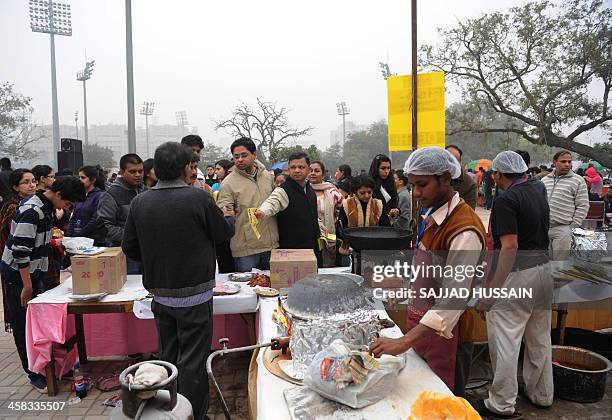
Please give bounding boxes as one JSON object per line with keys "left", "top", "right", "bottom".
{"left": 403, "top": 147, "right": 462, "bottom": 179}
{"left": 492, "top": 151, "right": 528, "bottom": 174}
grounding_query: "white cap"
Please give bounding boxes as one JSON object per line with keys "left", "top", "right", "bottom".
{"left": 403, "top": 147, "right": 462, "bottom": 179}
{"left": 492, "top": 151, "right": 528, "bottom": 174}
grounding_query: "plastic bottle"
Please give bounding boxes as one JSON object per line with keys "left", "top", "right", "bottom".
{"left": 73, "top": 361, "right": 87, "bottom": 398}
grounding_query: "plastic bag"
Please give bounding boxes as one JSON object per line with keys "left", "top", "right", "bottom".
{"left": 283, "top": 385, "right": 400, "bottom": 420}
{"left": 303, "top": 339, "right": 405, "bottom": 409}
{"left": 62, "top": 236, "right": 95, "bottom": 254}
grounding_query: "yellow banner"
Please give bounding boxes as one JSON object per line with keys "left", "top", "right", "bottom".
{"left": 387, "top": 72, "right": 445, "bottom": 151}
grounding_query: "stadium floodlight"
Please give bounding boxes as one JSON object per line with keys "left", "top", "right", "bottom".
{"left": 336, "top": 101, "right": 350, "bottom": 150}
{"left": 76, "top": 60, "right": 94, "bottom": 144}
{"left": 140, "top": 101, "right": 155, "bottom": 158}
{"left": 175, "top": 110, "right": 188, "bottom": 135}
{"left": 28, "top": 0, "right": 72, "bottom": 169}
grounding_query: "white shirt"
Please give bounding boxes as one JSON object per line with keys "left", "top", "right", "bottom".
{"left": 418, "top": 193, "right": 483, "bottom": 339}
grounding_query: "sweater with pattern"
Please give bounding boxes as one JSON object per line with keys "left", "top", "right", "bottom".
{"left": 1, "top": 191, "right": 54, "bottom": 278}
{"left": 542, "top": 170, "right": 589, "bottom": 228}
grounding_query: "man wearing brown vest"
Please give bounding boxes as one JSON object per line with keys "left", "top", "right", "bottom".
{"left": 370, "top": 147, "right": 486, "bottom": 396}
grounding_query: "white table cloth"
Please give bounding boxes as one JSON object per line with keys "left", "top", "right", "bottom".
{"left": 255, "top": 297, "right": 451, "bottom": 420}
{"left": 29, "top": 274, "right": 259, "bottom": 316}
{"left": 29, "top": 274, "right": 148, "bottom": 304}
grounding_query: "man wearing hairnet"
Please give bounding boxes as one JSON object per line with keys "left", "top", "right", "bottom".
{"left": 370, "top": 147, "right": 486, "bottom": 396}
{"left": 473, "top": 151, "right": 553, "bottom": 419}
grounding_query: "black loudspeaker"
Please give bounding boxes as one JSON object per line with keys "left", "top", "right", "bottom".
{"left": 57, "top": 151, "right": 83, "bottom": 174}
{"left": 60, "top": 138, "right": 82, "bottom": 154}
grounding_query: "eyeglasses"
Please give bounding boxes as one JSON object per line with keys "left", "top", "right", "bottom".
{"left": 19, "top": 179, "right": 37, "bottom": 186}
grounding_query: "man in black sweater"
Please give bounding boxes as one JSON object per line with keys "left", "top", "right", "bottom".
{"left": 122, "top": 142, "right": 234, "bottom": 420}
{"left": 256, "top": 152, "right": 322, "bottom": 266}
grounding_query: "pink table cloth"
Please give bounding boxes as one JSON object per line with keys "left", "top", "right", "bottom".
{"left": 26, "top": 303, "right": 252, "bottom": 376}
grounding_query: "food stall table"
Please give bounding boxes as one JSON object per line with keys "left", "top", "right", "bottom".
{"left": 27, "top": 274, "right": 259, "bottom": 396}
{"left": 252, "top": 297, "right": 452, "bottom": 419}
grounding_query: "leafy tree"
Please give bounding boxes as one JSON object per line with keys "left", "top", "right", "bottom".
{"left": 200, "top": 141, "right": 229, "bottom": 167}
{"left": 579, "top": 141, "right": 612, "bottom": 162}
{"left": 0, "top": 82, "right": 41, "bottom": 159}
{"left": 269, "top": 144, "right": 321, "bottom": 164}
{"left": 83, "top": 143, "right": 115, "bottom": 169}
{"left": 446, "top": 102, "right": 559, "bottom": 165}
{"left": 342, "top": 120, "right": 390, "bottom": 172}
{"left": 214, "top": 98, "right": 314, "bottom": 165}
{"left": 320, "top": 142, "right": 344, "bottom": 177}
{"left": 421, "top": 0, "right": 612, "bottom": 168}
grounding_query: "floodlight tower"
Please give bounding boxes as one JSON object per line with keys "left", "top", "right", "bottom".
{"left": 175, "top": 111, "right": 188, "bottom": 136}
{"left": 140, "top": 101, "right": 155, "bottom": 158}
{"left": 76, "top": 60, "right": 94, "bottom": 144}
{"left": 336, "top": 102, "right": 350, "bottom": 150}
{"left": 74, "top": 110, "right": 78, "bottom": 139}
{"left": 28, "top": 0, "right": 72, "bottom": 170}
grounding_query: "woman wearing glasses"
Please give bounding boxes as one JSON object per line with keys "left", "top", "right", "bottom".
{"left": 0, "top": 169, "right": 37, "bottom": 333}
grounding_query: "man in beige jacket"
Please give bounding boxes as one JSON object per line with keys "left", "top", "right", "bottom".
{"left": 217, "top": 137, "right": 279, "bottom": 271}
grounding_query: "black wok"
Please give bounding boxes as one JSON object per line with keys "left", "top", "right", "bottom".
{"left": 342, "top": 226, "right": 413, "bottom": 250}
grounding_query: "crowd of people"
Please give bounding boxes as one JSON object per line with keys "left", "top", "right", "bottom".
{"left": 0, "top": 135, "right": 609, "bottom": 419}
{"left": 466, "top": 151, "right": 610, "bottom": 210}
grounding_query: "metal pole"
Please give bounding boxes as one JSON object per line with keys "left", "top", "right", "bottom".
{"left": 49, "top": 32, "right": 60, "bottom": 169}
{"left": 411, "top": 0, "right": 418, "bottom": 151}
{"left": 75, "top": 113, "right": 78, "bottom": 139}
{"left": 82, "top": 80, "right": 89, "bottom": 145}
{"left": 342, "top": 114, "right": 346, "bottom": 150}
{"left": 145, "top": 113, "right": 150, "bottom": 157}
{"left": 125, "top": 0, "right": 136, "bottom": 153}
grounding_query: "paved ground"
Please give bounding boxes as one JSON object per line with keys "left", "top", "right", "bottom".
{"left": 0, "top": 322, "right": 249, "bottom": 419}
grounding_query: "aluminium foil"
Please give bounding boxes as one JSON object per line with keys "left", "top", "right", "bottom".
{"left": 289, "top": 309, "right": 381, "bottom": 379}
{"left": 571, "top": 228, "right": 608, "bottom": 263}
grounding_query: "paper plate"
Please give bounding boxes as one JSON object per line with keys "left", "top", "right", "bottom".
{"left": 213, "top": 283, "right": 241, "bottom": 295}
{"left": 255, "top": 287, "right": 280, "bottom": 297}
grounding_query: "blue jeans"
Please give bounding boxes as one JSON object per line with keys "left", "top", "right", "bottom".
{"left": 234, "top": 251, "right": 271, "bottom": 272}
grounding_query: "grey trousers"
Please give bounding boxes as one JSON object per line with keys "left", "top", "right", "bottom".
{"left": 485, "top": 265, "right": 554, "bottom": 415}
{"left": 152, "top": 299, "right": 213, "bottom": 420}
{"left": 548, "top": 224, "right": 572, "bottom": 261}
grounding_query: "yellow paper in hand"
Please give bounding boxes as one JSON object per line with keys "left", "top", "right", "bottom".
{"left": 318, "top": 232, "right": 337, "bottom": 251}
{"left": 247, "top": 208, "right": 262, "bottom": 240}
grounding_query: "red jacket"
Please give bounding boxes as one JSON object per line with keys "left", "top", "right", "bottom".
{"left": 584, "top": 166, "right": 602, "bottom": 189}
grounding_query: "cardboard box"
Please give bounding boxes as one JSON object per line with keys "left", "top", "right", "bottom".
{"left": 72, "top": 247, "right": 127, "bottom": 295}
{"left": 270, "top": 249, "right": 318, "bottom": 289}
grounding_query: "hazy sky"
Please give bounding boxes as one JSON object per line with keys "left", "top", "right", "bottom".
{"left": 1, "top": 0, "right": 607, "bottom": 151}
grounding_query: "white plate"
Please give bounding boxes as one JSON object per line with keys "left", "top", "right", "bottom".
{"left": 68, "top": 292, "right": 108, "bottom": 301}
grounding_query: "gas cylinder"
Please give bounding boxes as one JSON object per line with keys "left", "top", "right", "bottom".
{"left": 108, "top": 360, "right": 193, "bottom": 420}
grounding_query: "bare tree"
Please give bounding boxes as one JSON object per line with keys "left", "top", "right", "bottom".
{"left": 0, "top": 82, "right": 41, "bottom": 160}
{"left": 421, "top": 0, "right": 612, "bottom": 167}
{"left": 214, "top": 98, "right": 314, "bottom": 164}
